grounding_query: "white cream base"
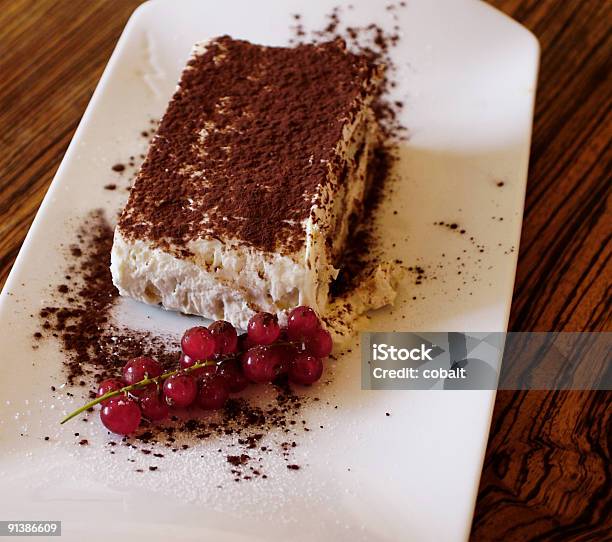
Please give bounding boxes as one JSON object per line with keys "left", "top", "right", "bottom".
{"left": 111, "top": 231, "right": 314, "bottom": 329}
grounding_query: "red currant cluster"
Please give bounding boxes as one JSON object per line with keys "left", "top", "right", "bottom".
{"left": 93, "top": 306, "right": 332, "bottom": 435}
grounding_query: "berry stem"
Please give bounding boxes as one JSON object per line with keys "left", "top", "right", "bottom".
{"left": 59, "top": 360, "right": 217, "bottom": 425}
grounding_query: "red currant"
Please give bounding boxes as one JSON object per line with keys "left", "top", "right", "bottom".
{"left": 181, "top": 326, "right": 215, "bottom": 360}
{"left": 288, "top": 353, "right": 323, "bottom": 385}
{"left": 122, "top": 356, "right": 162, "bottom": 386}
{"left": 241, "top": 345, "right": 285, "bottom": 383}
{"left": 198, "top": 376, "right": 229, "bottom": 410}
{"left": 305, "top": 327, "right": 333, "bottom": 358}
{"left": 247, "top": 312, "right": 280, "bottom": 345}
{"left": 100, "top": 396, "right": 141, "bottom": 435}
{"left": 217, "top": 359, "right": 249, "bottom": 393}
{"left": 163, "top": 374, "right": 197, "bottom": 408}
{"left": 97, "top": 378, "right": 124, "bottom": 404}
{"left": 209, "top": 320, "right": 238, "bottom": 354}
{"left": 287, "top": 306, "right": 320, "bottom": 340}
{"left": 139, "top": 387, "right": 169, "bottom": 421}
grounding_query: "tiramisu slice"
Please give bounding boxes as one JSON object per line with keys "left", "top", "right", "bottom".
{"left": 111, "top": 36, "right": 385, "bottom": 329}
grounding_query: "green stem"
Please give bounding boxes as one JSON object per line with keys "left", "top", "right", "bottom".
{"left": 59, "top": 360, "right": 217, "bottom": 425}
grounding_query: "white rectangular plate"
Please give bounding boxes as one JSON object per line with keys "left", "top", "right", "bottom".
{"left": 0, "top": 1, "right": 538, "bottom": 540}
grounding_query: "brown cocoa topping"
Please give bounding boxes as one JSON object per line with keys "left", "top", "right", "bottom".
{"left": 118, "top": 37, "right": 380, "bottom": 254}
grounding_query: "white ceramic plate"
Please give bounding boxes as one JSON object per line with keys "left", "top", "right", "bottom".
{"left": 0, "top": 1, "right": 538, "bottom": 540}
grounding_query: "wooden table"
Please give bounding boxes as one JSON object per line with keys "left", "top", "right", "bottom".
{"left": 0, "top": 1, "right": 609, "bottom": 540}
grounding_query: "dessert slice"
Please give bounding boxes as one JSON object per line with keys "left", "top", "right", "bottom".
{"left": 111, "top": 36, "right": 384, "bottom": 329}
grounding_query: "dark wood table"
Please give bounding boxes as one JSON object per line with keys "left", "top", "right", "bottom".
{"left": 1, "top": 1, "right": 609, "bottom": 540}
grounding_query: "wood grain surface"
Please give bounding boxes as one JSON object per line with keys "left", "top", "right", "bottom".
{"left": 0, "top": 1, "right": 610, "bottom": 540}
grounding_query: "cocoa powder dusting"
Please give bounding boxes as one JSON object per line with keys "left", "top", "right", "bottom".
{"left": 118, "top": 37, "right": 381, "bottom": 254}
{"left": 37, "top": 211, "right": 178, "bottom": 385}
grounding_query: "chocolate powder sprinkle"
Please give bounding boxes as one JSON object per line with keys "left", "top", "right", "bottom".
{"left": 118, "top": 36, "right": 381, "bottom": 254}
{"left": 36, "top": 211, "right": 178, "bottom": 384}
